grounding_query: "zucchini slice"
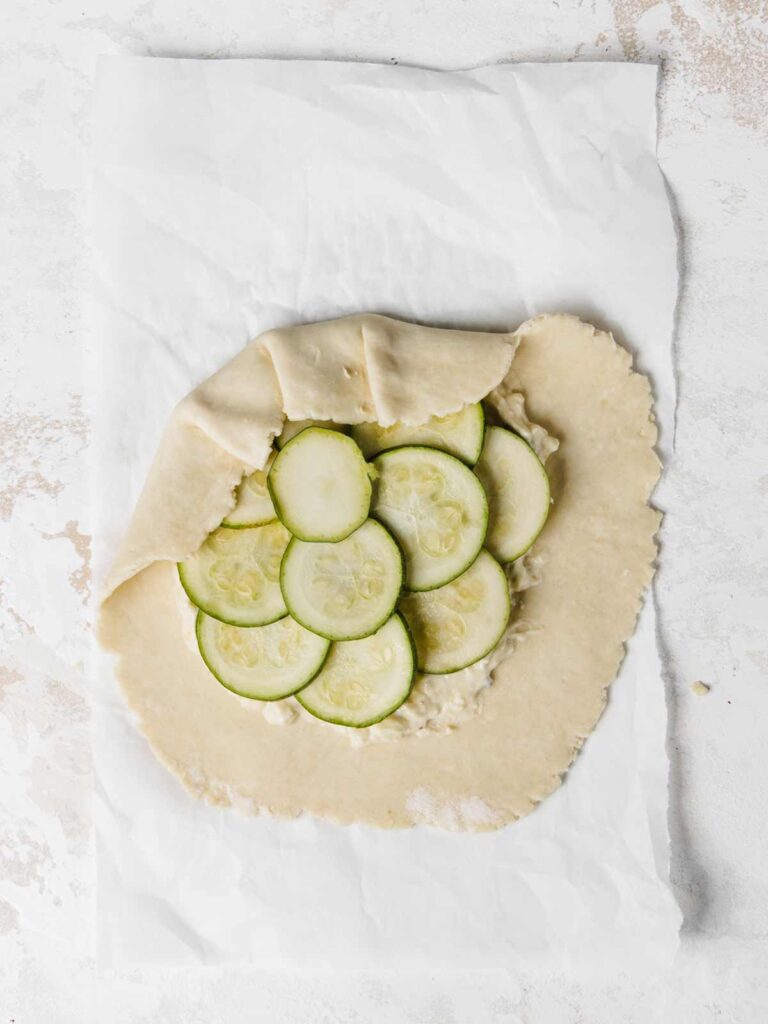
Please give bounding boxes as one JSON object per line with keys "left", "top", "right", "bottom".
{"left": 400, "top": 550, "right": 511, "bottom": 674}
{"left": 196, "top": 611, "right": 330, "bottom": 700}
{"left": 297, "top": 613, "right": 415, "bottom": 727}
{"left": 352, "top": 403, "right": 485, "bottom": 464}
{"left": 268, "top": 427, "right": 372, "bottom": 542}
{"left": 474, "top": 426, "right": 550, "bottom": 562}
{"left": 222, "top": 453, "right": 276, "bottom": 528}
{"left": 277, "top": 419, "right": 348, "bottom": 449}
{"left": 371, "top": 446, "right": 488, "bottom": 591}
{"left": 280, "top": 519, "right": 403, "bottom": 641}
{"left": 178, "top": 522, "right": 290, "bottom": 626}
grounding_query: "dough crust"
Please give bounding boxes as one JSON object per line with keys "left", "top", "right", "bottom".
{"left": 99, "top": 313, "right": 659, "bottom": 831}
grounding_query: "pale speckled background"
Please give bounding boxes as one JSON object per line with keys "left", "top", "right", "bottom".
{"left": 1, "top": 1, "right": 767, "bottom": 1021}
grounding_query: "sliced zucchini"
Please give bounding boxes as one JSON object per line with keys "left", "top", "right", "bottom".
{"left": 371, "top": 446, "right": 488, "bottom": 591}
{"left": 178, "top": 522, "right": 290, "bottom": 626}
{"left": 222, "top": 452, "right": 276, "bottom": 528}
{"left": 297, "top": 613, "right": 414, "bottom": 727}
{"left": 277, "top": 419, "right": 348, "bottom": 449}
{"left": 400, "top": 550, "right": 510, "bottom": 674}
{"left": 474, "top": 426, "right": 550, "bottom": 562}
{"left": 352, "top": 403, "right": 485, "bottom": 464}
{"left": 268, "top": 427, "right": 372, "bottom": 542}
{"left": 196, "top": 610, "right": 330, "bottom": 700}
{"left": 280, "top": 519, "right": 402, "bottom": 641}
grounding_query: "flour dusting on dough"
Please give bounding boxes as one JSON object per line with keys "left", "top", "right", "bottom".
{"left": 406, "top": 787, "right": 502, "bottom": 831}
{"left": 262, "top": 700, "right": 299, "bottom": 725}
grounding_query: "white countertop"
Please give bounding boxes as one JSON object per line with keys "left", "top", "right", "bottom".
{"left": 1, "top": 1, "right": 767, "bottom": 1021}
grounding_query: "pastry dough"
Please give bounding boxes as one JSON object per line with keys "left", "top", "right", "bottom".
{"left": 99, "top": 313, "right": 659, "bottom": 831}
{"left": 104, "top": 314, "right": 515, "bottom": 597}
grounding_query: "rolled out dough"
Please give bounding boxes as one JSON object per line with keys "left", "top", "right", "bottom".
{"left": 99, "top": 313, "right": 660, "bottom": 831}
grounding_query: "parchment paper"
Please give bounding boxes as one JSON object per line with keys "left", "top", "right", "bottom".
{"left": 90, "top": 56, "right": 681, "bottom": 970}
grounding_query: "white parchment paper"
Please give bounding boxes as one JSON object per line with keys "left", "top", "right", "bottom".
{"left": 90, "top": 55, "right": 681, "bottom": 970}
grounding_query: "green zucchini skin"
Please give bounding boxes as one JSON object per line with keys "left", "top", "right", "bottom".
{"left": 196, "top": 611, "right": 331, "bottom": 701}
{"left": 352, "top": 403, "right": 485, "bottom": 465}
{"left": 400, "top": 550, "right": 511, "bottom": 675}
{"left": 280, "top": 519, "right": 404, "bottom": 641}
{"left": 268, "top": 427, "right": 372, "bottom": 543}
{"left": 371, "top": 445, "right": 488, "bottom": 592}
{"left": 474, "top": 425, "right": 550, "bottom": 563}
{"left": 276, "top": 419, "right": 349, "bottom": 449}
{"left": 296, "top": 613, "right": 415, "bottom": 728}
{"left": 222, "top": 455, "right": 277, "bottom": 529}
{"left": 178, "top": 522, "right": 290, "bottom": 627}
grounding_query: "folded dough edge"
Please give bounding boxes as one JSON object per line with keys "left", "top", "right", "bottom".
{"left": 101, "top": 313, "right": 517, "bottom": 601}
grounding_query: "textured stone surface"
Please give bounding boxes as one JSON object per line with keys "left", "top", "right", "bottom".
{"left": 1, "top": 1, "right": 767, "bottom": 1020}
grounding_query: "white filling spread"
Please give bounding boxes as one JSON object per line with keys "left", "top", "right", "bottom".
{"left": 348, "top": 551, "right": 544, "bottom": 746}
{"left": 177, "top": 388, "right": 558, "bottom": 744}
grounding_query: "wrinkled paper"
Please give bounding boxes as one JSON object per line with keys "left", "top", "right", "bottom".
{"left": 90, "top": 56, "right": 681, "bottom": 970}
